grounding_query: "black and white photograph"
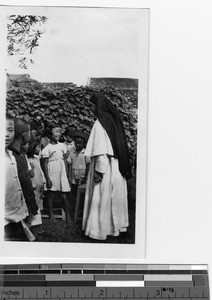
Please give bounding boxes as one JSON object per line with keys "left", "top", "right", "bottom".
{"left": 1, "top": 5, "right": 149, "bottom": 259}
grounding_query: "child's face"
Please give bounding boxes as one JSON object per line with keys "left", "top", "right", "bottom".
{"left": 23, "top": 125, "right": 31, "bottom": 144}
{"left": 34, "top": 144, "right": 41, "bottom": 155}
{"left": 5, "top": 119, "right": 14, "bottom": 148}
{"left": 75, "top": 137, "right": 84, "bottom": 151}
{"left": 31, "top": 129, "right": 37, "bottom": 136}
{"left": 36, "top": 134, "right": 42, "bottom": 142}
{"left": 22, "top": 143, "right": 29, "bottom": 153}
{"left": 52, "top": 127, "right": 61, "bottom": 142}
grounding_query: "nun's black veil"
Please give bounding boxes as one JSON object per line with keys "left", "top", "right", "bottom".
{"left": 89, "top": 93, "right": 132, "bottom": 180}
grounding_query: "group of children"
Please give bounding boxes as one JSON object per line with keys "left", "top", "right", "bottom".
{"left": 5, "top": 113, "right": 90, "bottom": 241}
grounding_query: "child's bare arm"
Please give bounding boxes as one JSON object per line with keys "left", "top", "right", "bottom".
{"left": 29, "top": 162, "right": 35, "bottom": 178}
{"left": 68, "top": 163, "right": 72, "bottom": 185}
{"left": 29, "top": 168, "right": 35, "bottom": 178}
{"left": 43, "top": 158, "right": 52, "bottom": 189}
{"left": 81, "top": 162, "right": 90, "bottom": 184}
{"left": 63, "top": 153, "right": 69, "bottom": 174}
{"left": 64, "top": 150, "right": 70, "bottom": 159}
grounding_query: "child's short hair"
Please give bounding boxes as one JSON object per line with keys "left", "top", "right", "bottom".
{"left": 64, "top": 127, "right": 75, "bottom": 138}
{"left": 74, "top": 136, "right": 84, "bottom": 142}
{"left": 29, "top": 121, "right": 38, "bottom": 131}
{"left": 13, "top": 118, "right": 30, "bottom": 138}
{"left": 72, "top": 131, "right": 89, "bottom": 144}
{"left": 27, "top": 141, "right": 40, "bottom": 158}
{"left": 36, "top": 130, "right": 43, "bottom": 142}
{"left": 44, "top": 124, "right": 59, "bottom": 139}
{"left": 26, "top": 132, "right": 39, "bottom": 157}
{"left": 6, "top": 113, "right": 14, "bottom": 121}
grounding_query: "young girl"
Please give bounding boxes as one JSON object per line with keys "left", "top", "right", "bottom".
{"left": 41, "top": 125, "right": 71, "bottom": 224}
{"left": 27, "top": 140, "right": 46, "bottom": 226}
{"left": 61, "top": 127, "right": 75, "bottom": 159}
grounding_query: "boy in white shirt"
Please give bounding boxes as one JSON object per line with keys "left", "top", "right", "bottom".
{"left": 5, "top": 114, "right": 30, "bottom": 241}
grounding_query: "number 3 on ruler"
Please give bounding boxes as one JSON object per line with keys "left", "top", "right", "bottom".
{"left": 156, "top": 289, "right": 161, "bottom": 296}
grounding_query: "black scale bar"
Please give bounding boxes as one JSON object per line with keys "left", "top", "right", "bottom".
{"left": 3, "top": 280, "right": 96, "bottom": 287}
{"left": 62, "top": 269, "right": 82, "bottom": 274}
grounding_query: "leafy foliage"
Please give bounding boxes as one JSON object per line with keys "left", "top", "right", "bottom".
{"left": 6, "top": 81, "right": 137, "bottom": 174}
{"left": 7, "top": 15, "right": 48, "bottom": 69}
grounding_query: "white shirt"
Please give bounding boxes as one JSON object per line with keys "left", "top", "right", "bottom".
{"left": 5, "top": 150, "right": 28, "bottom": 225}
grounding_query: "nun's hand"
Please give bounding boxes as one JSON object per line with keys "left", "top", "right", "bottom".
{"left": 94, "top": 170, "right": 103, "bottom": 183}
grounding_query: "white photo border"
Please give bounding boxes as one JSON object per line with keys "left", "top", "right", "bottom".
{"left": 0, "top": 2, "right": 149, "bottom": 261}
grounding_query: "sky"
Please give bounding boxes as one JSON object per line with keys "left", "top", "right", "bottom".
{"left": 5, "top": 6, "right": 148, "bottom": 86}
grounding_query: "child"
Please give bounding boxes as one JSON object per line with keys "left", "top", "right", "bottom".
{"left": 41, "top": 124, "right": 71, "bottom": 224}
{"left": 40, "top": 132, "right": 50, "bottom": 150}
{"left": 27, "top": 140, "right": 46, "bottom": 226}
{"left": 5, "top": 114, "right": 30, "bottom": 241}
{"left": 29, "top": 121, "right": 38, "bottom": 138}
{"left": 67, "top": 131, "right": 90, "bottom": 206}
{"left": 62, "top": 127, "right": 75, "bottom": 158}
{"left": 9, "top": 117, "right": 38, "bottom": 227}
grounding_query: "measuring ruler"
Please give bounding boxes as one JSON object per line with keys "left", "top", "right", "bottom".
{"left": 0, "top": 264, "right": 210, "bottom": 299}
